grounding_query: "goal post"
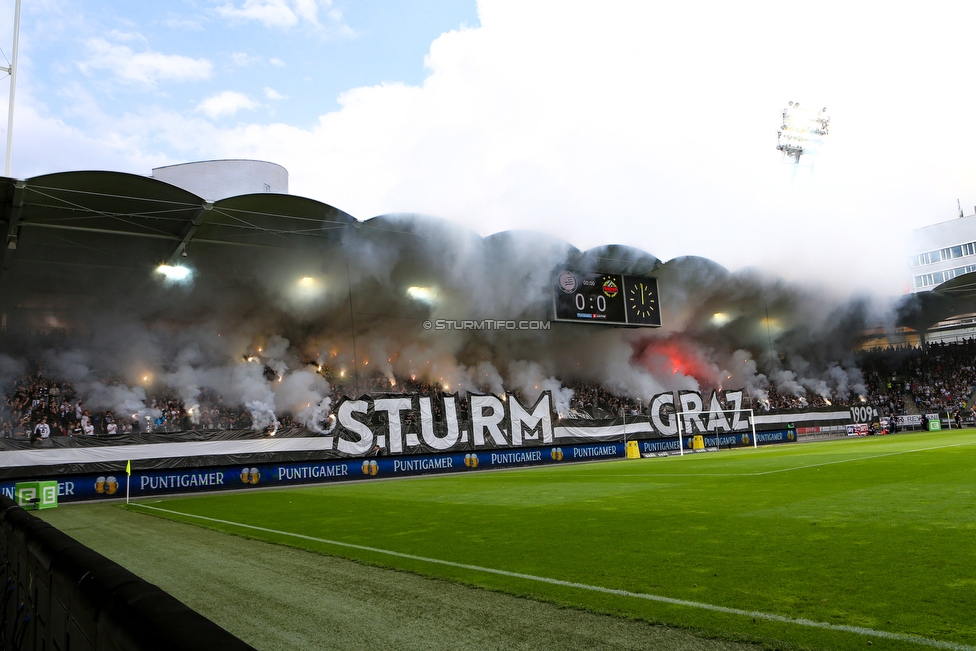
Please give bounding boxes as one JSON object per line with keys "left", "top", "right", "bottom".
{"left": 675, "top": 408, "right": 757, "bottom": 456}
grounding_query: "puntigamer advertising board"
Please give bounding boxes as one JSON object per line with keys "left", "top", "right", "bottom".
{"left": 0, "top": 431, "right": 790, "bottom": 503}
{"left": 0, "top": 443, "right": 631, "bottom": 502}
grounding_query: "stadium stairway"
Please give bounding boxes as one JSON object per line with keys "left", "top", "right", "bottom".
{"left": 967, "top": 386, "right": 976, "bottom": 409}
{"left": 902, "top": 395, "right": 921, "bottom": 415}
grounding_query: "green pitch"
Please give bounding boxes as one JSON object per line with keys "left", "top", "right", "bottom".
{"left": 61, "top": 430, "right": 976, "bottom": 650}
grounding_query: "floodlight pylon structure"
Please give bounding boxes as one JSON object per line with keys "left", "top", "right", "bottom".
{"left": 776, "top": 101, "right": 829, "bottom": 164}
{"left": 1, "top": 0, "right": 21, "bottom": 176}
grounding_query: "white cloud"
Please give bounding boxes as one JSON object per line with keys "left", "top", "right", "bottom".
{"left": 202, "top": 0, "right": 976, "bottom": 295}
{"left": 217, "top": 0, "right": 296, "bottom": 27}
{"left": 79, "top": 37, "right": 212, "bottom": 86}
{"left": 293, "top": 0, "right": 320, "bottom": 24}
{"left": 164, "top": 17, "right": 204, "bottom": 30}
{"left": 232, "top": 52, "right": 258, "bottom": 66}
{"left": 263, "top": 87, "right": 287, "bottom": 100}
{"left": 102, "top": 30, "right": 145, "bottom": 44}
{"left": 18, "top": 0, "right": 976, "bottom": 297}
{"left": 269, "top": 57, "right": 286, "bottom": 67}
{"left": 195, "top": 91, "right": 258, "bottom": 118}
{"left": 2, "top": 91, "right": 178, "bottom": 178}
{"left": 216, "top": 0, "right": 351, "bottom": 34}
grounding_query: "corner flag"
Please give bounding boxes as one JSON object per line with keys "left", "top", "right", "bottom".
{"left": 126, "top": 460, "right": 131, "bottom": 476}
{"left": 125, "top": 460, "right": 131, "bottom": 504}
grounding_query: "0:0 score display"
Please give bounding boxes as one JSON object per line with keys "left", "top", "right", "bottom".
{"left": 553, "top": 270, "right": 661, "bottom": 327}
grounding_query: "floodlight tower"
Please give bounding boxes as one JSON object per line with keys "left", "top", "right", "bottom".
{"left": 1, "top": 0, "right": 21, "bottom": 176}
{"left": 776, "top": 101, "right": 829, "bottom": 164}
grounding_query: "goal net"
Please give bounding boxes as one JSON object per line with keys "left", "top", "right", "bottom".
{"left": 674, "top": 408, "right": 756, "bottom": 456}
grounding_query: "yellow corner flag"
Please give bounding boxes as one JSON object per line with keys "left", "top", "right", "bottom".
{"left": 126, "top": 460, "right": 131, "bottom": 476}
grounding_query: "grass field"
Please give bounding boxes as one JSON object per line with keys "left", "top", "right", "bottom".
{"left": 41, "top": 430, "right": 976, "bottom": 651}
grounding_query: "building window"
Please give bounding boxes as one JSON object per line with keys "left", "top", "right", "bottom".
{"left": 911, "top": 241, "right": 976, "bottom": 267}
{"left": 915, "top": 271, "right": 951, "bottom": 288}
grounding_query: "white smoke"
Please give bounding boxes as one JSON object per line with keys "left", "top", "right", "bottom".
{"left": 725, "top": 349, "right": 766, "bottom": 397}
{"left": 463, "top": 361, "right": 505, "bottom": 396}
{"left": 0, "top": 354, "right": 25, "bottom": 393}
{"left": 232, "top": 362, "right": 279, "bottom": 430}
{"left": 3, "top": 214, "right": 890, "bottom": 433}
{"left": 273, "top": 368, "right": 333, "bottom": 433}
{"left": 770, "top": 369, "right": 806, "bottom": 397}
{"left": 506, "top": 360, "right": 574, "bottom": 416}
{"left": 40, "top": 349, "right": 160, "bottom": 420}
{"left": 82, "top": 382, "right": 160, "bottom": 421}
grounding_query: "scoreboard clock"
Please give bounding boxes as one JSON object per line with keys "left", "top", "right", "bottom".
{"left": 553, "top": 270, "right": 661, "bottom": 327}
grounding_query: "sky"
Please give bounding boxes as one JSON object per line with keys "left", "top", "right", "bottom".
{"left": 1, "top": 0, "right": 975, "bottom": 297}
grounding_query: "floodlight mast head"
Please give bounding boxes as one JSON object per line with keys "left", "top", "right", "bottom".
{"left": 776, "top": 102, "right": 829, "bottom": 164}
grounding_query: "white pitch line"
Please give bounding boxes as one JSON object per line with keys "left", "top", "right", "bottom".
{"left": 590, "top": 440, "right": 976, "bottom": 479}
{"left": 749, "top": 440, "right": 976, "bottom": 476}
{"left": 132, "top": 503, "right": 975, "bottom": 651}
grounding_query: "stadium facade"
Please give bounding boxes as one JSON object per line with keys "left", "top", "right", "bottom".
{"left": 151, "top": 159, "right": 288, "bottom": 202}
{"left": 890, "top": 206, "right": 976, "bottom": 345}
{"left": 909, "top": 205, "right": 976, "bottom": 293}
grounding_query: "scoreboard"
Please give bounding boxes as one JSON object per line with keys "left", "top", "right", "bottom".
{"left": 552, "top": 270, "right": 661, "bottom": 327}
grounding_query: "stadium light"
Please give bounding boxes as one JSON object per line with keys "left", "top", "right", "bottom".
{"left": 290, "top": 275, "right": 325, "bottom": 302}
{"left": 296, "top": 276, "right": 320, "bottom": 291}
{"left": 776, "top": 101, "right": 830, "bottom": 164}
{"left": 711, "top": 312, "right": 731, "bottom": 327}
{"left": 407, "top": 286, "right": 438, "bottom": 304}
{"left": 156, "top": 264, "right": 192, "bottom": 282}
{"left": 760, "top": 317, "right": 782, "bottom": 335}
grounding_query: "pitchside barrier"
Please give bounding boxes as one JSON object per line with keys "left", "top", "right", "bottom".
{"left": 0, "top": 431, "right": 797, "bottom": 503}
{"left": 0, "top": 388, "right": 854, "bottom": 498}
{"left": 0, "top": 496, "right": 256, "bottom": 651}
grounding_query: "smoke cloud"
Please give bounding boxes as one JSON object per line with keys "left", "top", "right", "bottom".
{"left": 0, "top": 213, "right": 891, "bottom": 427}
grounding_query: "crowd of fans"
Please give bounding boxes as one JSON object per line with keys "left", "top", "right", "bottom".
{"left": 755, "top": 383, "right": 878, "bottom": 412}
{"left": 1, "top": 378, "right": 107, "bottom": 440}
{"left": 566, "top": 382, "right": 641, "bottom": 417}
{"left": 858, "top": 340, "right": 976, "bottom": 417}
{"left": 0, "top": 377, "right": 263, "bottom": 441}
{"left": 742, "top": 340, "right": 976, "bottom": 419}
{"left": 4, "top": 340, "right": 976, "bottom": 441}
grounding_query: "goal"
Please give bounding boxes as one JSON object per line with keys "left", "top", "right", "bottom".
{"left": 675, "top": 408, "right": 757, "bottom": 456}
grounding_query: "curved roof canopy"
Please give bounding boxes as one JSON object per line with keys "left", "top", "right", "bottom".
{"left": 896, "top": 270, "right": 976, "bottom": 332}
{"left": 0, "top": 170, "right": 718, "bottom": 274}
{"left": 0, "top": 171, "right": 356, "bottom": 268}
{"left": 0, "top": 169, "right": 753, "bottom": 342}
{"left": 0, "top": 170, "right": 726, "bottom": 328}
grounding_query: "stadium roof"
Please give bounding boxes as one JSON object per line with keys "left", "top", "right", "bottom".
{"left": 0, "top": 168, "right": 736, "bottom": 338}
{"left": 0, "top": 171, "right": 357, "bottom": 271}
{"left": 0, "top": 169, "right": 722, "bottom": 278}
{"left": 896, "top": 270, "right": 976, "bottom": 335}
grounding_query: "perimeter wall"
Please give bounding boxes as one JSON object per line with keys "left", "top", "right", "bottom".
{"left": 0, "top": 496, "right": 255, "bottom": 651}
